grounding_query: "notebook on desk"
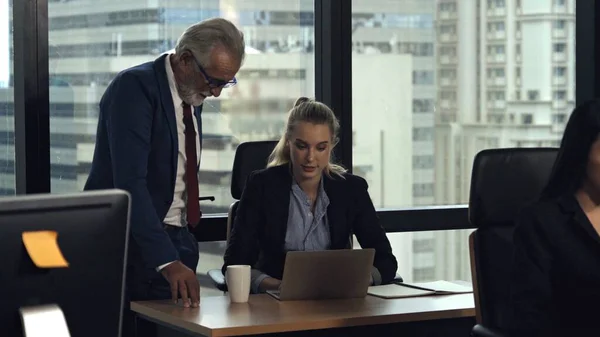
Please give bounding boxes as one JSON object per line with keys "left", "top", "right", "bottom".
{"left": 367, "top": 280, "right": 473, "bottom": 299}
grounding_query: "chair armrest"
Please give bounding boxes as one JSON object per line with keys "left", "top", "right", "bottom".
{"left": 471, "top": 324, "right": 505, "bottom": 337}
{"left": 207, "top": 269, "right": 228, "bottom": 292}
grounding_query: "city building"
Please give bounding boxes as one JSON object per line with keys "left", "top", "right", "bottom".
{"left": 432, "top": 0, "right": 575, "bottom": 282}
{"left": 435, "top": 0, "right": 575, "bottom": 205}
{"left": 0, "top": 0, "right": 577, "bottom": 286}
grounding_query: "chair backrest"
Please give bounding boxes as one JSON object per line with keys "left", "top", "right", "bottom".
{"left": 230, "top": 141, "right": 278, "bottom": 200}
{"left": 468, "top": 147, "right": 558, "bottom": 330}
{"left": 226, "top": 141, "right": 278, "bottom": 243}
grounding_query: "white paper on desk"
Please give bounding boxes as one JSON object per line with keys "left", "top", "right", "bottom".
{"left": 367, "top": 280, "right": 472, "bottom": 299}
{"left": 367, "top": 284, "right": 434, "bottom": 299}
{"left": 406, "top": 280, "right": 472, "bottom": 294}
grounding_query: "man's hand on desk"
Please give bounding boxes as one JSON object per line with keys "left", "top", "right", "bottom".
{"left": 160, "top": 261, "right": 200, "bottom": 308}
{"left": 258, "top": 277, "right": 281, "bottom": 293}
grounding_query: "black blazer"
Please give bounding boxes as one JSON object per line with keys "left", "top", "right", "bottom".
{"left": 508, "top": 195, "right": 600, "bottom": 336}
{"left": 222, "top": 164, "right": 398, "bottom": 283}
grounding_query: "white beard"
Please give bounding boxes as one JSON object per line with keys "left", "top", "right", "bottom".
{"left": 188, "top": 94, "right": 206, "bottom": 107}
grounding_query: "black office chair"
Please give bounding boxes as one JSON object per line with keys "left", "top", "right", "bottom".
{"left": 207, "top": 140, "right": 278, "bottom": 292}
{"left": 468, "top": 147, "right": 558, "bottom": 337}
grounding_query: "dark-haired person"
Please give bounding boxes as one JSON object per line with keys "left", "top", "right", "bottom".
{"left": 222, "top": 97, "right": 398, "bottom": 293}
{"left": 508, "top": 99, "right": 600, "bottom": 336}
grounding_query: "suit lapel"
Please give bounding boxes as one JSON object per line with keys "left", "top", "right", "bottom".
{"left": 194, "top": 104, "right": 203, "bottom": 147}
{"left": 194, "top": 104, "right": 203, "bottom": 172}
{"left": 153, "top": 54, "right": 178, "bottom": 176}
{"left": 268, "top": 165, "right": 292, "bottom": 247}
{"left": 324, "top": 175, "right": 346, "bottom": 248}
{"left": 559, "top": 195, "right": 600, "bottom": 245}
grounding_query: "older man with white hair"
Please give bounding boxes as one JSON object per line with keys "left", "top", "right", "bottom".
{"left": 85, "top": 17, "right": 244, "bottom": 315}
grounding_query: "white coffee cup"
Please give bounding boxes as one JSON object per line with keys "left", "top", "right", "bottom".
{"left": 226, "top": 265, "right": 251, "bottom": 303}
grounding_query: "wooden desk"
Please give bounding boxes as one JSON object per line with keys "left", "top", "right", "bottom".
{"left": 131, "top": 293, "right": 475, "bottom": 337}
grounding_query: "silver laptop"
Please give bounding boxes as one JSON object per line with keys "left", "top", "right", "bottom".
{"left": 267, "top": 248, "right": 375, "bottom": 301}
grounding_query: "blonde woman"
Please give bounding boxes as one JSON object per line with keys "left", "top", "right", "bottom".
{"left": 222, "top": 97, "right": 398, "bottom": 293}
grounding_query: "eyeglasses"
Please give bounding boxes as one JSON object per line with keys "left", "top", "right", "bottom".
{"left": 189, "top": 53, "right": 237, "bottom": 89}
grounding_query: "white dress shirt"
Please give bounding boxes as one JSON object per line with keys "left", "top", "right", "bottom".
{"left": 157, "top": 54, "right": 201, "bottom": 271}
{"left": 163, "top": 53, "right": 201, "bottom": 227}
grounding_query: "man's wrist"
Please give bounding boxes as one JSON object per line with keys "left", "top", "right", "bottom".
{"left": 156, "top": 260, "right": 177, "bottom": 272}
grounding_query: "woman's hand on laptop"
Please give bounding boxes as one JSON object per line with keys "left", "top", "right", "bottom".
{"left": 258, "top": 277, "right": 281, "bottom": 293}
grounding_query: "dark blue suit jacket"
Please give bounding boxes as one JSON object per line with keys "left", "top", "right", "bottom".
{"left": 84, "top": 54, "right": 202, "bottom": 269}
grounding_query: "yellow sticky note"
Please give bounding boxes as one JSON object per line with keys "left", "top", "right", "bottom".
{"left": 22, "top": 231, "right": 69, "bottom": 268}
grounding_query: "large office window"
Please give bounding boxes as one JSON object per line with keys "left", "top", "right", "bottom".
{"left": 0, "top": 0, "right": 14, "bottom": 195}
{"left": 46, "top": 1, "right": 314, "bottom": 296}
{"left": 47, "top": 1, "right": 315, "bottom": 216}
{"left": 351, "top": 0, "right": 575, "bottom": 282}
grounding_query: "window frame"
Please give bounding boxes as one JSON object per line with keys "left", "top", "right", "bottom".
{"left": 13, "top": 0, "right": 597, "bottom": 241}
{"left": 14, "top": 0, "right": 50, "bottom": 194}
